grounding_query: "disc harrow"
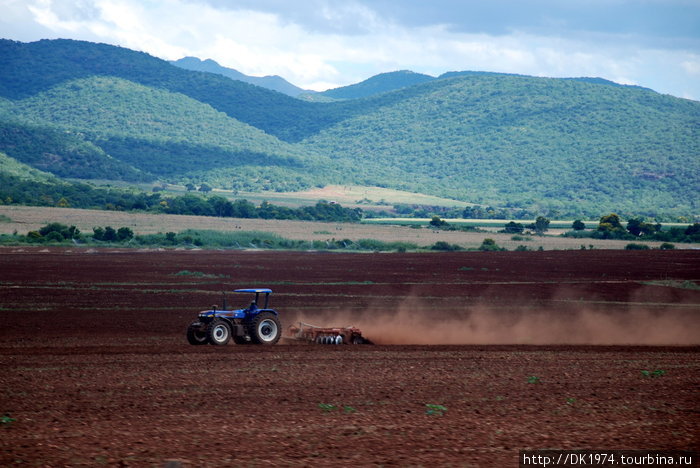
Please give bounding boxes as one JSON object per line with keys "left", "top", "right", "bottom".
{"left": 286, "top": 321, "right": 372, "bottom": 345}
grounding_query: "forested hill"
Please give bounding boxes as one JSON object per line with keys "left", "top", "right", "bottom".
{"left": 0, "top": 38, "right": 698, "bottom": 218}
{"left": 0, "top": 38, "right": 352, "bottom": 142}
{"left": 302, "top": 74, "right": 700, "bottom": 216}
{"left": 317, "top": 70, "right": 650, "bottom": 101}
{"left": 319, "top": 70, "right": 435, "bottom": 99}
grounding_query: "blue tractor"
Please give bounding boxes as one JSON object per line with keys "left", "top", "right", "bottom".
{"left": 186, "top": 288, "right": 281, "bottom": 346}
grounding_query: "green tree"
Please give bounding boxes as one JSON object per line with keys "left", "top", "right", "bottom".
{"left": 429, "top": 216, "right": 449, "bottom": 228}
{"left": 599, "top": 213, "right": 623, "bottom": 230}
{"left": 572, "top": 220, "right": 586, "bottom": 230}
{"left": 116, "top": 227, "right": 134, "bottom": 241}
{"left": 198, "top": 183, "right": 212, "bottom": 193}
{"left": 627, "top": 218, "right": 657, "bottom": 237}
{"left": 685, "top": 223, "right": 700, "bottom": 236}
{"left": 102, "top": 226, "right": 117, "bottom": 242}
{"left": 209, "top": 196, "right": 234, "bottom": 217}
{"left": 231, "top": 199, "right": 257, "bottom": 218}
{"left": 533, "top": 216, "right": 550, "bottom": 234}
{"left": 92, "top": 226, "right": 105, "bottom": 241}
{"left": 596, "top": 213, "right": 628, "bottom": 239}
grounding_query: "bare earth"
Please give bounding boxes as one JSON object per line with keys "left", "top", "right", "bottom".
{"left": 0, "top": 248, "right": 698, "bottom": 466}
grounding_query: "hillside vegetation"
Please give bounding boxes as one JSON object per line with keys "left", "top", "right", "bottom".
{"left": 11, "top": 75, "right": 334, "bottom": 190}
{"left": 319, "top": 70, "right": 435, "bottom": 99}
{"left": 0, "top": 151, "right": 55, "bottom": 182}
{"left": 304, "top": 75, "right": 700, "bottom": 217}
{"left": 0, "top": 38, "right": 698, "bottom": 219}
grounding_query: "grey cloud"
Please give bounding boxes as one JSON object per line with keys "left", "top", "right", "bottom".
{"left": 202, "top": 0, "right": 377, "bottom": 34}
{"left": 202, "top": 0, "right": 700, "bottom": 47}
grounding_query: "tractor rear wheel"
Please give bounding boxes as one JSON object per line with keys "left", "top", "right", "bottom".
{"left": 207, "top": 319, "right": 231, "bottom": 346}
{"left": 186, "top": 322, "right": 208, "bottom": 345}
{"left": 250, "top": 312, "right": 281, "bottom": 345}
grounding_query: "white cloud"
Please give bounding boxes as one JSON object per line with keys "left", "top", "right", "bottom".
{"left": 2, "top": 0, "right": 699, "bottom": 99}
{"left": 681, "top": 58, "right": 700, "bottom": 76}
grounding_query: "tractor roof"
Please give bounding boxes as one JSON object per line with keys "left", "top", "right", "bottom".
{"left": 234, "top": 288, "right": 272, "bottom": 294}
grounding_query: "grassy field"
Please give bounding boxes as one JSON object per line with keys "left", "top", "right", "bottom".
{"left": 79, "top": 181, "right": 473, "bottom": 211}
{"left": 2, "top": 205, "right": 696, "bottom": 251}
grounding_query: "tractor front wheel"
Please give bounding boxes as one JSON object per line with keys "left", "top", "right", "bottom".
{"left": 207, "top": 319, "right": 231, "bottom": 346}
{"left": 250, "top": 312, "right": 281, "bottom": 345}
{"left": 186, "top": 322, "right": 208, "bottom": 345}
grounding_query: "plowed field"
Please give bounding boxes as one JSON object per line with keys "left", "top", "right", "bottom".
{"left": 1, "top": 248, "right": 698, "bottom": 466}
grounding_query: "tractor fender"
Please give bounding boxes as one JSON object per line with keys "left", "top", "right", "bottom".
{"left": 215, "top": 317, "right": 246, "bottom": 337}
{"left": 247, "top": 308, "right": 279, "bottom": 318}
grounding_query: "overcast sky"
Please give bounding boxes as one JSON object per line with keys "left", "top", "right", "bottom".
{"left": 2, "top": 0, "right": 699, "bottom": 99}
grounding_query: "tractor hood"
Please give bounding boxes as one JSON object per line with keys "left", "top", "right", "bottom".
{"left": 199, "top": 309, "right": 246, "bottom": 319}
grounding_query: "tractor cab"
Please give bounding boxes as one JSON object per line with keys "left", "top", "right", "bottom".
{"left": 236, "top": 288, "right": 272, "bottom": 311}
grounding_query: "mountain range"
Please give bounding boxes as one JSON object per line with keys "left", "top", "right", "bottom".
{"left": 0, "top": 38, "right": 698, "bottom": 219}
{"left": 171, "top": 56, "right": 309, "bottom": 97}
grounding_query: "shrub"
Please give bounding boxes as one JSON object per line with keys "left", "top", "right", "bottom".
{"left": 479, "top": 238, "right": 502, "bottom": 251}
{"left": 44, "top": 231, "right": 65, "bottom": 243}
{"left": 38, "top": 223, "right": 79, "bottom": 240}
{"left": 26, "top": 231, "right": 42, "bottom": 241}
{"left": 625, "top": 243, "right": 650, "bottom": 250}
{"left": 430, "top": 241, "right": 463, "bottom": 251}
{"left": 502, "top": 221, "right": 524, "bottom": 234}
{"left": 659, "top": 242, "right": 675, "bottom": 250}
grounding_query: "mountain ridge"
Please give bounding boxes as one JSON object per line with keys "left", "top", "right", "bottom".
{"left": 171, "top": 56, "right": 310, "bottom": 97}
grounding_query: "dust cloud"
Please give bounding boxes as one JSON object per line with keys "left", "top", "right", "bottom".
{"left": 288, "top": 296, "right": 699, "bottom": 346}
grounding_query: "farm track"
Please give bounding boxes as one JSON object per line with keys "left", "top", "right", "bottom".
{"left": 0, "top": 248, "right": 698, "bottom": 466}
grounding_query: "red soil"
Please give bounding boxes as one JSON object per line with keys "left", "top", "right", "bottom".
{"left": 0, "top": 248, "right": 698, "bottom": 466}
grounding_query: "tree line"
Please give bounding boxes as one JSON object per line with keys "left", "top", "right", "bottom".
{"left": 0, "top": 172, "right": 361, "bottom": 222}
{"left": 564, "top": 213, "right": 700, "bottom": 243}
